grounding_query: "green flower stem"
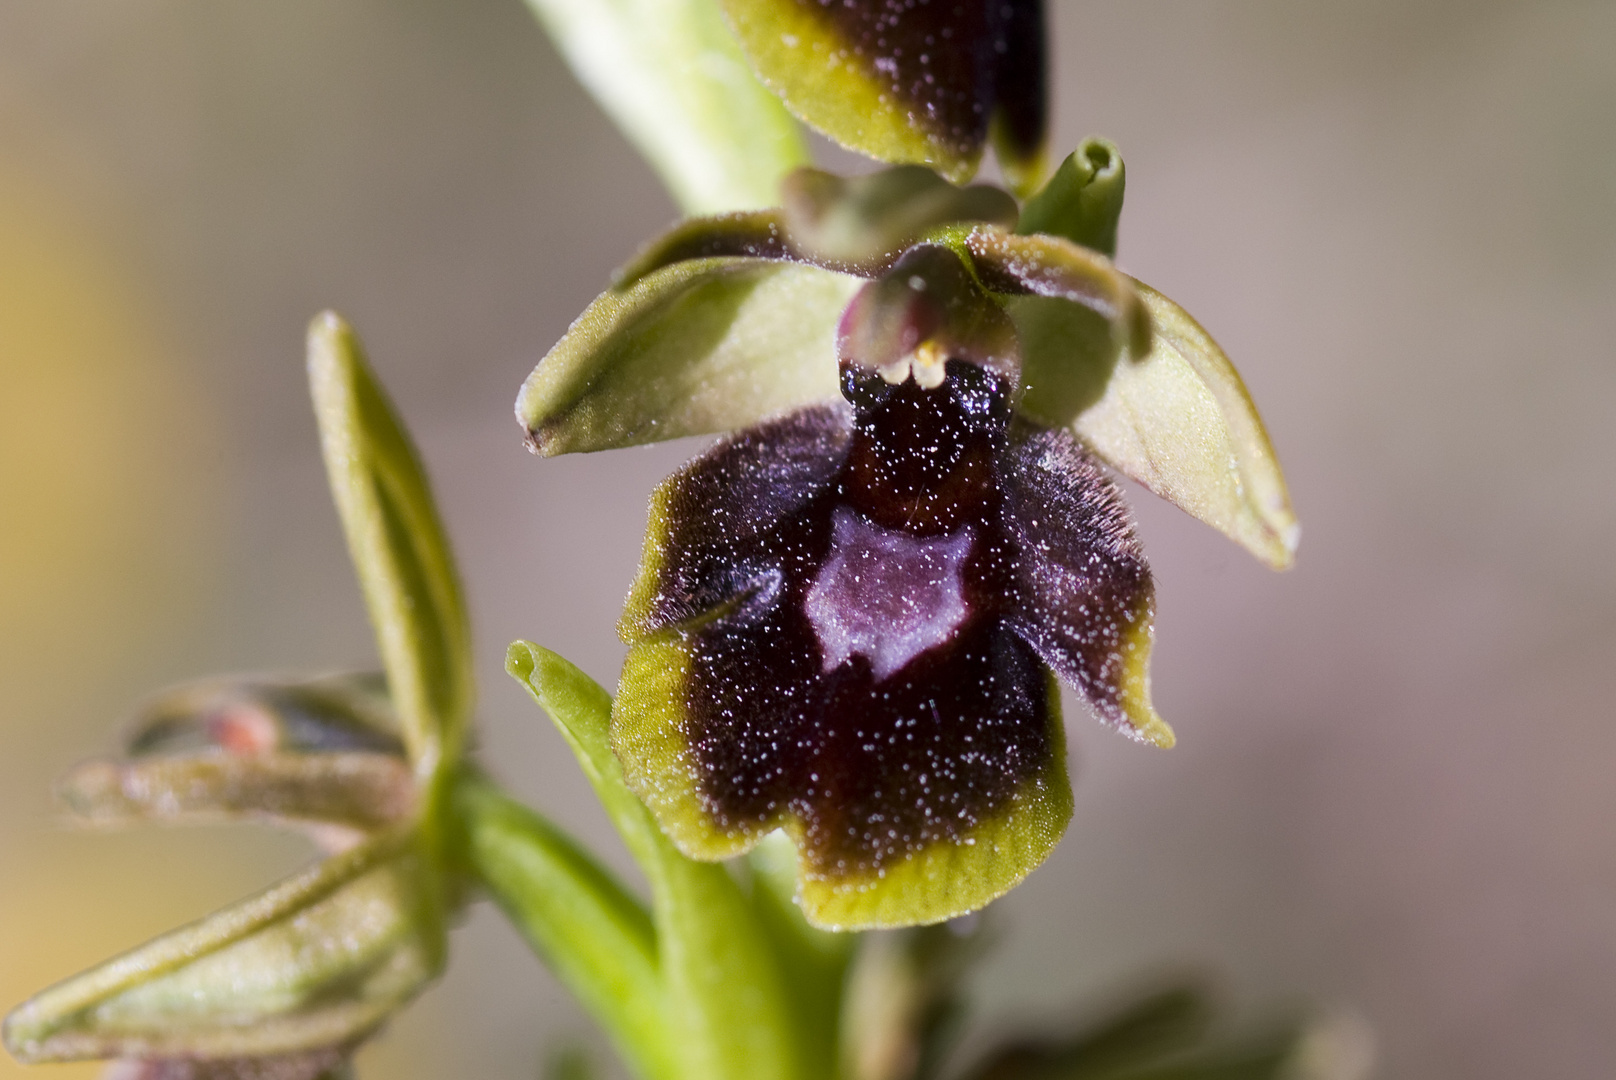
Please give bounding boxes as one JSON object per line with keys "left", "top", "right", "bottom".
{"left": 453, "top": 771, "right": 680, "bottom": 1080}
{"left": 506, "top": 643, "right": 816, "bottom": 1080}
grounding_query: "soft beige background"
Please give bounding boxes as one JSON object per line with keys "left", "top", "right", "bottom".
{"left": 1, "top": 2, "right": 1612, "bottom": 1078}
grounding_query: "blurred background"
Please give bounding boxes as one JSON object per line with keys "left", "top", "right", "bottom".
{"left": 1, "top": 2, "right": 1612, "bottom": 1077}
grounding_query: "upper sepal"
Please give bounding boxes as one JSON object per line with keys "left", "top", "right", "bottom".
{"left": 1012, "top": 283, "right": 1299, "bottom": 570}
{"left": 2, "top": 830, "right": 443, "bottom": 1064}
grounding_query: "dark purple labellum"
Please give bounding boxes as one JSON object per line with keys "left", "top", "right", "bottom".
{"left": 616, "top": 328, "right": 1160, "bottom": 924}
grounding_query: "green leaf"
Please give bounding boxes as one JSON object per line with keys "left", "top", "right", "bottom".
{"left": 1017, "top": 138, "right": 1127, "bottom": 259}
{"left": 2, "top": 831, "right": 442, "bottom": 1063}
{"left": 307, "top": 313, "right": 474, "bottom": 778}
{"left": 523, "top": 0, "right": 807, "bottom": 214}
{"left": 506, "top": 642, "right": 807, "bottom": 1080}
{"left": 1010, "top": 285, "right": 1299, "bottom": 570}
{"left": 453, "top": 771, "right": 679, "bottom": 1080}
{"left": 517, "top": 259, "right": 857, "bottom": 456}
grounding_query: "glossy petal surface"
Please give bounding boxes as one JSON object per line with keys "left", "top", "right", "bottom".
{"left": 616, "top": 362, "right": 1160, "bottom": 927}
{"left": 718, "top": 0, "right": 1046, "bottom": 186}
{"left": 1012, "top": 283, "right": 1299, "bottom": 569}
{"left": 519, "top": 258, "right": 858, "bottom": 455}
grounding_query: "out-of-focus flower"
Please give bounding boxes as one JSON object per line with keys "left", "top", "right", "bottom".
{"left": 519, "top": 148, "right": 1296, "bottom": 929}
{"left": 5, "top": 315, "right": 468, "bottom": 1080}
{"left": 2, "top": 675, "right": 445, "bottom": 1080}
{"left": 716, "top": 0, "right": 1049, "bottom": 194}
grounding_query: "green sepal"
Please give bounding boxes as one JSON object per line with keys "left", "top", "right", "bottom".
{"left": 2, "top": 830, "right": 443, "bottom": 1063}
{"left": 308, "top": 313, "right": 474, "bottom": 780}
{"left": 1011, "top": 284, "right": 1299, "bottom": 570}
{"left": 1017, "top": 138, "right": 1127, "bottom": 259}
{"left": 452, "top": 770, "right": 680, "bottom": 1080}
{"left": 517, "top": 259, "right": 857, "bottom": 456}
{"left": 523, "top": 0, "right": 808, "bottom": 214}
{"left": 505, "top": 643, "right": 808, "bottom": 1080}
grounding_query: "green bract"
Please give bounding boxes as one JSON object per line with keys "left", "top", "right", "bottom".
{"left": 516, "top": 153, "right": 1297, "bottom": 930}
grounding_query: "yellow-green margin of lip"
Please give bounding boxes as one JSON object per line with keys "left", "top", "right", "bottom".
{"left": 798, "top": 671, "right": 1073, "bottom": 931}
{"left": 614, "top": 632, "right": 1077, "bottom": 930}
{"left": 1115, "top": 598, "right": 1175, "bottom": 750}
{"left": 718, "top": 0, "right": 979, "bottom": 183}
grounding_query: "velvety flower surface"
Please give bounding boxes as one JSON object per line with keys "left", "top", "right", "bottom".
{"left": 518, "top": 154, "right": 1296, "bottom": 928}
{"left": 719, "top": 0, "right": 1047, "bottom": 193}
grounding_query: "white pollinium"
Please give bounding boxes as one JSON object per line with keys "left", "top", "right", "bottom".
{"left": 875, "top": 341, "right": 948, "bottom": 389}
{"left": 805, "top": 506, "right": 972, "bottom": 681}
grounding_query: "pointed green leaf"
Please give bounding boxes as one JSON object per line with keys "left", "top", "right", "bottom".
{"left": 523, "top": 0, "right": 807, "bottom": 214}
{"left": 1017, "top": 138, "right": 1127, "bottom": 259}
{"left": 3, "top": 832, "right": 441, "bottom": 1063}
{"left": 1010, "top": 284, "right": 1299, "bottom": 570}
{"left": 453, "top": 771, "right": 678, "bottom": 1080}
{"left": 506, "top": 643, "right": 807, "bottom": 1080}
{"left": 517, "top": 259, "right": 857, "bottom": 456}
{"left": 308, "top": 313, "right": 473, "bottom": 777}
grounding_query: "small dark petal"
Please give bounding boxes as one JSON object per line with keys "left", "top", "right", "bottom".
{"left": 614, "top": 211, "right": 805, "bottom": 287}
{"left": 1001, "top": 422, "right": 1170, "bottom": 745}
